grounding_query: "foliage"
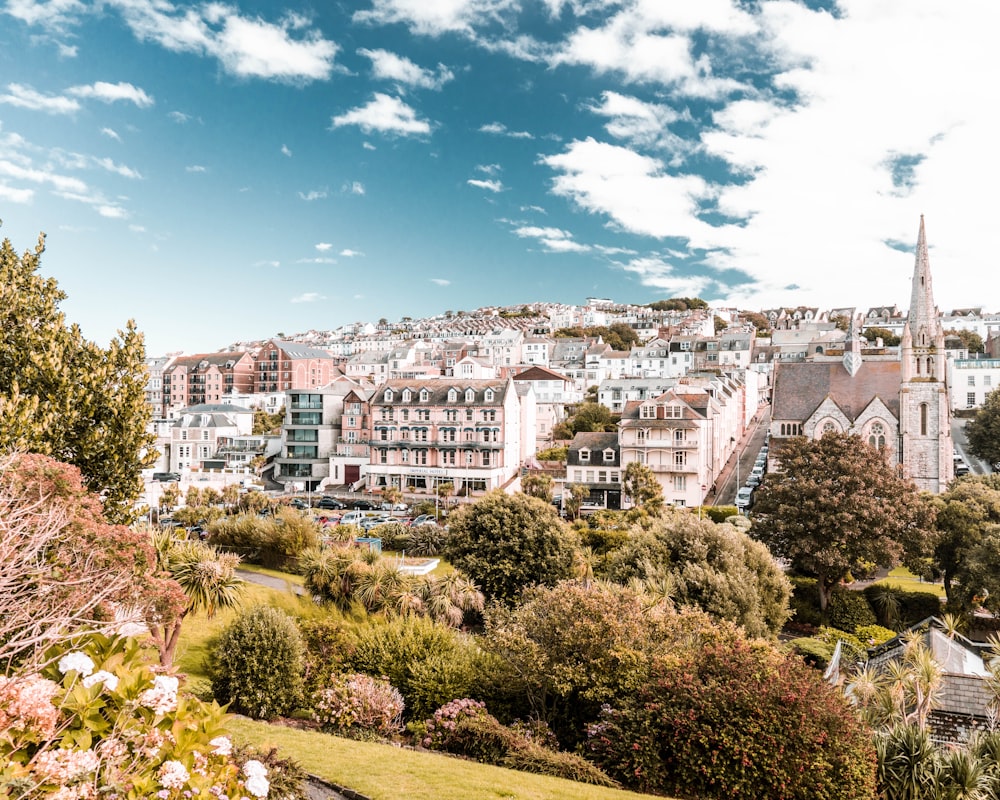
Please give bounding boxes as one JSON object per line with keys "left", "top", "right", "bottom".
{"left": 944, "top": 327, "right": 985, "bottom": 354}
{"left": 854, "top": 624, "right": 897, "bottom": 647}
{"left": 966, "top": 399, "right": 1000, "bottom": 485}
{"left": 252, "top": 406, "right": 285, "bottom": 435}
{"left": 931, "top": 475, "right": 1000, "bottom": 604}
{"left": 534, "top": 445, "right": 568, "bottom": 461}
{"left": 552, "top": 325, "right": 638, "bottom": 351}
{"left": 208, "top": 510, "right": 320, "bottom": 568}
{"left": 0, "top": 632, "right": 267, "bottom": 799}
{"left": 647, "top": 297, "right": 708, "bottom": 311}
{"left": 601, "top": 510, "right": 792, "bottom": 638}
{"left": 297, "top": 616, "right": 355, "bottom": 697}
{"left": 442, "top": 491, "right": 578, "bottom": 607}
{"left": 584, "top": 630, "right": 877, "bottom": 799}
{"left": 704, "top": 505, "right": 739, "bottom": 523}
{"left": 0, "top": 234, "right": 157, "bottom": 524}
{"left": 621, "top": 462, "right": 664, "bottom": 514}
{"left": 420, "top": 698, "right": 491, "bottom": 750}
{"left": 564, "top": 402, "right": 619, "bottom": 434}
{"left": 827, "top": 589, "right": 877, "bottom": 633}
{"left": 862, "top": 585, "right": 943, "bottom": 629}
{"left": 230, "top": 741, "right": 308, "bottom": 800}
{"left": 563, "top": 483, "right": 589, "bottom": 520}
{"left": 346, "top": 615, "right": 485, "bottom": 721}
{"left": 521, "top": 473, "right": 554, "bottom": 501}
{"left": 788, "top": 576, "right": 824, "bottom": 628}
{"left": 751, "top": 432, "right": 936, "bottom": 611}
{"left": 0, "top": 452, "right": 184, "bottom": 672}
{"left": 951, "top": 523, "right": 1000, "bottom": 616}
{"left": 788, "top": 637, "right": 835, "bottom": 669}
{"left": 862, "top": 326, "right": 902, "bottom": 346}
{"left": 147, "top": 533, "right": 245, "bottom": 667}
{"left": 311, "top": 673, "right": 404, "bottom": 740}
{"left": 739, "top": 310, "right": 771, "bottom": 334}
{"left": 400, "top": 522, "right": 449, "bottom": 557}
{"left": 210, "top": 605, "right": 305, "bottom": 720}
{"left": 481, "top": 580, "right": 677, "bottom": 748}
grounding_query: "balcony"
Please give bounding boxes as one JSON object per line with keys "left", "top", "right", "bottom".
{"left": 333, "top": 443, "right": 370, "bottom": 457}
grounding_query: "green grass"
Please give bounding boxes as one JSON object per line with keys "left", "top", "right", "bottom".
{"left": 872, "top": 566, "right": 947, "bottom": 598}
{"left": 236, "top": 563, "right": 305, "bottom": 585}
{"left": 226, "top": 717, "right": 666, "bottom": 800}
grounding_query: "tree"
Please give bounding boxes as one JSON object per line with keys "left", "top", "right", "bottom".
{"left": 160, "top": 483, "right": 181, "bottom": 511}
{"left": 564, "top": 483, "right": 588, "bottom": 520}
{"left": 521, "top": 473, "right": 554, "bottom": 502}
{"left": 567, "top": 402, "right": 617, "bottom": 433}
{"left": 0, "top": 452, "right": 184, "bottom": 671}
{"left": 944, "top": 328, "right": 985, "bottom": 354}
{"left": 602, "top": 510, "right": 792, "bottom": 638}
{"left": 751, "top": 432, "right": 935, "bottom": 611}
{"left": 647, "top": 297, "right": 708, "bottom": 311}
{"left": 739, "top": 311, "right": 771, "bottom": 334}
{"left": 622, "top": 462, "right": 664, "bottom": 514}
{"left": 713, "top": 315, "right": 727, "bottom": 334}
{"left": 862, "top": 326, "right": 901, "bottom": 346}
{"left": 442, "top": 491, "right": 578, "bottom": 606}
{"left": 147, "top": 533, "right": 245, "bottom": 666}
{"left": 966, "top": 388, "right": 1000, "bottom": 467}
{"left": 931, "top": 475, "right": 1000, "bottom": 604}
{"left": 252, "top": 406, "right": 285, "bottom": 435}
{"left": 0, "top": 231, "right": 156, "bottom": 524}
{"left": 382, "top": 484, "right": 403, "bottom": 508}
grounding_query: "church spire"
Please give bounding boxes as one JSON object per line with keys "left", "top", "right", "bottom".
{"left": 907, "top": 215, "right": 938, "bottom": 341}
{"left": 843, "top": 313, "right": 862, "bottom": 377}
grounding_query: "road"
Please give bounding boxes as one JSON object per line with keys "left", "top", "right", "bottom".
{"left": 713, "top": 407, "right": 771, "bottom": 506}
{"left": 952, "top": 417, "right": 993, "bottom": 476}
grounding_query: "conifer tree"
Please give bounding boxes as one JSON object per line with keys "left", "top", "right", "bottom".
{"left": 0, "top": 230, "right": 155, "bottom": 523}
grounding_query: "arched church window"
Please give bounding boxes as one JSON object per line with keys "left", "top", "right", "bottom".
{"left": 916, "top": 358, "right": 922, "bottom": 375}
{"left": 868, "top": 422, "right": 886, "bottom": 449}
{"left": 920, "top": 404, "right": 928, "bottom": 435}
{"left": 927, "top": 357, "right": 933, "bottom": 375}
{"left": 821, "top": 421, "right": 837, "bottom": 437}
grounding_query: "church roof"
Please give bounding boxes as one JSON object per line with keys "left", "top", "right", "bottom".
{"left": 771, "top": 360, "right": 901, "bottom": 422}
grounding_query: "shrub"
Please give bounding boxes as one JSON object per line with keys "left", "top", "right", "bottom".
{"left": 211, "top": 605, "right": 305, "bottom": 719}
{"left": 421, "top": 698, "right": 491, "bottom": 750}
{"left": 374, "top": 521, "right": 410, "bottom": 551}
{"left": 854, "top": 624, "right": 897, "bottom": 648}
{"left": 585, "top": 634, "right": 877, "bottom": 799}
{"left": 788, "top": 576, "right": 823, "bottom": 627}
{"left": 311, "top": 673, "right": 404, "bottom": 740}
{"left": 862, "top": 585, "right": 942, "bottom": 628}
{"left": 297, "top": 617, "right": 355, "bottom": 697}
{"left": 230, "top": 741, "right": 308, "bottom": 800}
{"left": 404, "top": 523, "right": 449, "bottom": 556}
{"left": 828, "top": 589, "right": 877, "bottom": 632}
{"left": 503, "top": 738, "right": 619, "bottom": 787}
{"left": 788, "top": 637, "right": 834, "bottom": 669}
{"left": 208, "top": 511, "right": 319, "bottom": 568}
{"left": 704, "top": 505, "right": 739, "bottom": 524}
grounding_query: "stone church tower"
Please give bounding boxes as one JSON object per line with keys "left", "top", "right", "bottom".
{"left": 899, "top": 216, "right": 953, "bottom": 492}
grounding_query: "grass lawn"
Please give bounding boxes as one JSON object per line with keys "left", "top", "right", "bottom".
{"left": 872, "top": 566, "right": 947, "bottom": 598}
{"left": 237, "top": 562, "right": 305, "bottom": 585}
{"left": 226, "top": 717, "right": 666, "bottom": 800}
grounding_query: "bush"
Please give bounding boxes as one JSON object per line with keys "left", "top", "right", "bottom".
{"left": 788, "top": 576, "right": 823, "bottom": 627}
{"left": 503, "top": 738, "right": 619, "bottom": 787}
{"left": 585, "top": 634, "right": 877, "bottom": 799}
{"left": 230, "top": 742, "right": 309, "bottom": 800}
{"left": 297, "top": 617, "right": 355, "bottom": 697}
{"left": 788, "top": 637, "right": 834, "bottom": 669}
{"left": 854, "top": 624, "right": 897, "bottom": 648}
{"left": 311, "top": 673, "right": 404, "bottom": 740}
{"left": 421, "top": 698, "right": 491, "bottom": 750}
{"left": 211, "top": 605, "right": 305, "bottom": 719}
{"left": 827, "top": 589, "right": 877, "bottom": 633}
{"left": 374, "top": 521, "right": 410, "bottom": 551}
{"left": 704, "top": 505, "right": 739, "bottom": 524}
{"left": 208, "top": 511, "right": 319, "bottom": 569}
{"left": 862, "top": 585, "right": 942, "bottom": 628}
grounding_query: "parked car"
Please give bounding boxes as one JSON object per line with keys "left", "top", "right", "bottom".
{"left": 380, "top": 502, "right": 409, "bottom": 513}
{"left": 409, "top": 514, "right": 438, "bottom": 527}
{"left": 152, "top": 472, "right": 181, "bottom": 482}
{"left": 360, "top": 515, "right": 392, "bottom": 532}
{"left": 352, "top": 499, "right": 378, "bottom": 511}
{"left": 955, "top": 461, "right": 970, "bottom": 476}
{"left": 317, "top": 497, "right": 346, "bottom": 510}
{"left": 288, "top": 498, "right": 310, "bottom": 510}
{"left": 746, "top": 473, "right": 762, "bottom": 488}
{"left": 736, "top": 487, "right": 754, "bottom": 510}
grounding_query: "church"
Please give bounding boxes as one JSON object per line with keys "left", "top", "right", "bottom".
{"left": 769, "top": 217, "right": 954, "bottom": 493}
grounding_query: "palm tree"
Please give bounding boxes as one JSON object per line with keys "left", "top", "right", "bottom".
{"left": 148, "top": 532, "right": 245, "bottom": 666}
{"left": 876, "top": 723, "right": 939, "bottom": 800}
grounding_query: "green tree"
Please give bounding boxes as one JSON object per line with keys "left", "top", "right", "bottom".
{"left": 622, "top": 462, "right": 664, "bottom": 514}
{"left": 564, "top": 483, "right": 589, "bottom": 520}
{"left": 739, "top": 311, "right": 771, "bottom": 334}
{"left": 751, "top": 432, "right": 935, "bottom": 611}
{"left": 442, "top": 491, "right": 578, "bottom": 606}
{"left": 830, "top": 313, "right": 851, "bottom": 332}
{"left": 944, "top": 328, "right": 985, "bottom": 354}
{"left": 966, "top": 388, "right": 1000, "bottom": 467}
{"left": 713, "top": 315, "right": 727, "bottom": 334}
{"left": 0, "top": 232, "right": 156, "bottom": 523}
{"left": 647, "top": 297, "right": 708, "bottom": 311}
{"left": 568, "top": 402, "right": 617, "bottom": 433}
{"left": 521, "top": 473, "right": 554, "bottom": 502}
{"left": 252, "top": 406, "right": 285, "bottom": 434}
{"left": 602, "top": 510, "right": 792, "bottom": 638}
{"left": 862, "top": 326, "right": 901, "bottom": 346}
{"left": 931, "top": 475, "right": 1000, "bottom": 604}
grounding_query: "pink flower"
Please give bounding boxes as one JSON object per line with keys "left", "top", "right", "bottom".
{"left": 0, "top": 674, "right": 61, "bottom": 739}
{"left": 158, "top": 760, "right": 190, "bottom": 790}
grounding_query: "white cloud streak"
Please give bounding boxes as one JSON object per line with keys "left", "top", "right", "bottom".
{"left": 358, "top": 48, "right": 454, "bottom": 90}
{"left": 68, "top": 81, "right": 153, "bottom": 107}
{"left": 331, "top": 93, "right": 432, "bottom": 136}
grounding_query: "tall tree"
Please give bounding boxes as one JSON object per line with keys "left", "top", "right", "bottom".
{"left": 931, "top": 475, "right": 1000, "bottom": 604}
{"left": 521, "top": 473, "right": 554, "bottom": 502}
{"left": 622, "top": 462, "right": 664, "bottom": 514}
{"left": 751, "top": 432, "right": 935, "bottom": 611}
{"left": 966, "top": 388, "right": 1000, "bottom": 467}
{"left": 0, "top": 231, "right": 155, "bottom": 523}
{"left": 442, "top": 490, "right": 578, "bottom": 606}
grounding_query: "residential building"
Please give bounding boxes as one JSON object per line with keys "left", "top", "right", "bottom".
{"left": 253, "top": 340, "right": 338, "bottom": 393}
{"left": 512, "top": 365, "right": 580, "bottom": 449}
{"left": 162, "top": 352, "right": 255, "bottom": 417}
{"left": 167, "top": 404, "right": 254, "bottom": 471}
{"left": 948, "top": 358, "right": 1000, "bottom": 411}
{"left": 566, "top": 432, "right": 622, "bottom": 510}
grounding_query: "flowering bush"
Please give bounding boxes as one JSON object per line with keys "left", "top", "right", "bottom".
{"left": 311, "top": 673, "right": 404, "bottom": 739}
{"left": 420, "top": 698, "right": 489, "bottom": 750}
{"left": 0, "top": 632, "right": 270, "bottom": 799}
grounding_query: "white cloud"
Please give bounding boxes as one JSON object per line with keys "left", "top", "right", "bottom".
{"left": 345, "top": 181, "right": 365, "bottom": 195}
{"left": 467, "top": 178, "right": 503, "bottom": 192}
{"left": 0, "top": 83, "right": 79, "bottom": 114}
{"left": 281, "top": 144, "right": 292, "bottom": 157}
{"left": 298, "top": 189, "right": 327, "bottom": 201}
{"left": 479, "top": 121, "right": 533, "bottom": 139}
{"left": 315, "top": 242, "right": 333, "bottom": 251}
{"left": 97, "top": 204, "right": 128, "bottom": 219}
{"left": 476, "top": 163, "right": 501, "bottom": 175}
{"left": 296, "top": 257, "right": 336, "bottom": 264}
{"left": 0, "top": 183, "right": 34, "bottom": 203}
{"left": 129, "top": 224, "right": 146, "bottom": 233}
{"left": 614, "top": 256, "right": 714, "bottom": 297}
{"left": 68, "top": 81, "right": 153, "bottom": 107}
{"left": 331, "top": 93, "right": 432, "bottom": 136}
{"left": 107, "top": 1, "right": 339, "bottom": 83}
{"left": 0, "top": 159, "right": 87, "bottom": 194}
{"left": 4, "top": 0, "right": 86, "bottom": 29}
{"left": 358, "top": 48, "right": 454, "bottom": 90}
{"left": 93, "top": 157, "right": 142, "bottom": 179}
{"left": 291, "top": 292, "right": 325, "bottom": 303}
{"left": 101, "top": 127, "right": 122, "bottom": 141}
{"left": 362, "top": 141, "right": 376, "bottom": 150}
{"left": 339, "top": 248, "right": 364, "bottom": 257}
{"left": 513, "top": 225, "right": 591, "bottom": 253}
{"left": 168, "top": 110, "right": 191, "bottom": 123}
{"left": 185, "top": 164, "right": 206, "bottom": 173}
{"left": 430, "top": 278, "right": 451, "bottom": 286}
{"left": 353, "top": 0, "right": 518, "bottom": 36}
{"left": 587, "top": 91, "right": 687, "bottom": 154}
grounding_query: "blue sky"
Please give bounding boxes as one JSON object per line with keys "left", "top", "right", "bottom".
{"left": 0, "top": 0, "right": 994, "bottom": 355}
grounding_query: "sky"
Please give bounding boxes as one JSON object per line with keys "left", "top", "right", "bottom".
{"left": 0, "top": 0, "right": 996, "bottom": 356}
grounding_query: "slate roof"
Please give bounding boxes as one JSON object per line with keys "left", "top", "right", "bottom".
{"left": 370, "top": 378, "right": 511, "bottom": 407}
{"left": 771, "top": 360, "right": 901, "bottom": 422}
{"left": 512, "top": 365, "right": 572, "bottom": 382}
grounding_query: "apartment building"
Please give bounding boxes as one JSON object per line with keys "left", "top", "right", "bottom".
{"left": 167, "top": 404, "right": 254, "bottom": 471}
{"left": 254, "top": 340, "right": 338, "bottom": 393}
{"left": 161, "top": 352, "right": 255, "bottom": 418}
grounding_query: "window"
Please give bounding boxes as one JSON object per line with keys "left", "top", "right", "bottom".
{"left": 868, "top": 422, "right": 886, "bottom": 449}
{"left": 611, "top": 471, "right": 620, "bottom": 483}
{"left": 402, "top": 389, "right": 412, "bottom": 402}
{"left": 640, "top": 404, "right": 655, "bottom": 419}
{"left": 666, "top": 405, "right": 682, "bottom": 418}
{"left": 603, "top": 449, "right": 615, "bottom": 463}
{"left": 673, "top": 475, "right": 686, "bottom": 491}
{"left": 420, "top": 388, "right": 429, "bottom": 402}
{"left": 466, "top": 451, "right": 474, "bottom": 465}
{"left": 579, "top": 448, "right": 591, "bottom": 462}
{"left": 465, "top": 389, "right": 475, "bottom": 402}
{"left": 379, "top": 449, "right": 387, "bottom": 464}
{"left": 347, "top": 417, "right": 355, "bottom": 427}
{"left": 822, "top": 421, "right": 837, "bottom": 435}
{"left": 180, "top": 430, "right": 188, "bottom": 441}
{"left": 415, "top": 450, "right": 427, "bottom": 465}
{"left": 598, "top": 470, "right": 608, "bottom": 482}
{"left": 485, "top": 389, "right": 494, "bottom": 402}
{"left": 586, "top": 470, "right": 595, "bottom": 482}
{"left": 466, "top": 409, "right": 474, "bottom": 421}
{"left": 482, "top": 451, "right": 491, "bottom": 466}
{"left": 636, "top": 429, "right": 647, "bottom": 443}
{"left": 201, "top": 430, "right": 209, "bottom": 441}
{"left": 986, "top": 376, "right": 993, "bottom": 387}
{"left": 969, "top": 375, "right": 976, "bottom": 386}
{"left": 442, "top": 450, "right": 456, "bottom": 465}
{"left": 443, "top": 428, "right": 456, "bottom": 442}
{"left": 968, "top": 392, "right": 976, "bottom": 408}
{"left": 401, "top": 449, "right": 409, "bottom": 463}
{"left": 379, "top": 428, "right": 389, "bottom": 441}
{"left": 674, "top": 451, "right": 686, "bottom": 467}
{"left": 384, "top": 389, "right": 393, "bottom": 402}
{"left": 674, "top": 430, "right": 685, "bottom": 444}
{"left": 401, "top": 409, "right": 409, "bottom": 421}
{"left": 920, "top": 403, "right": 928, "bottom": 435}
{"left": 448, "top": 389, "right": 458, "bottom": 403}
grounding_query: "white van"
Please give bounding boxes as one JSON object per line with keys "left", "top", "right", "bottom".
{"left": 340, "top": 510, "right": 365, "bottom": 526}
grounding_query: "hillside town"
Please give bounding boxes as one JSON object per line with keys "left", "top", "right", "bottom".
{"left": 144, "top": 220, "right": 1000, "bottom": 509}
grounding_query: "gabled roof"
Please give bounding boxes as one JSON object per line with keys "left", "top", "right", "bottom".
{"left": 512, "top": 365, "right": 572, "bottom": 383}
{"left": 272, "top": 340, "right": 336, "bottom": 360}
{"left": 771, "top": 360, "right": 901, "bottom": 422}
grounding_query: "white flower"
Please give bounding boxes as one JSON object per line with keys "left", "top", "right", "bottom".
{"left": 242, "top": 760, "right": 267, "bottom": 780}
{"left": 158, "top": 759, "right": 190, "bottom": 790}
{"left": 82, "top": 670, "right": 119, "bottom": 692}
{"left": 58, "top": 652, "right": 95, "bottom": 677}
{"left": 244, "top": 774, "right": 269, "bottom": 798}
{"left": 139, "top": 674, "right": 180, "bottom": 714}
{"left": 209, "top": 736, "right": 232, "bottom": 756}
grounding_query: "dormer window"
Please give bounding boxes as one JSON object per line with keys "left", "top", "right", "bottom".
{"left": 665, "top": 405, "right": 682, "bottom": 419}
{"left": 603, "top": 449, "right": 615, "bottom": 463}
{"left": 448, "top": 388, "right": 458, "bottom": 403}
{"left": 579, "top": 448, "right": 590, "bottom": 462}
{"left": 402, "top": 389, "right": 412, "bottom": 402}
{"left": 419, "top": 388, "right": 430, "bottom": 402}
{"left": 640, "top": 404, "right": 655, "bottom": 419}
{"left": 384, "top": 389, "right": 393, "bottom": 402}
{"left": 484, "top": 388, "right": 494, "bottom": 402}
{"left": 465, "top": 389, "right": 475, "bottom": 403}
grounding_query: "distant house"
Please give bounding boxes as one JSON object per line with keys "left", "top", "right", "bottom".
{"left": 566, "top": 432, "right": 622, "bottom": 510}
